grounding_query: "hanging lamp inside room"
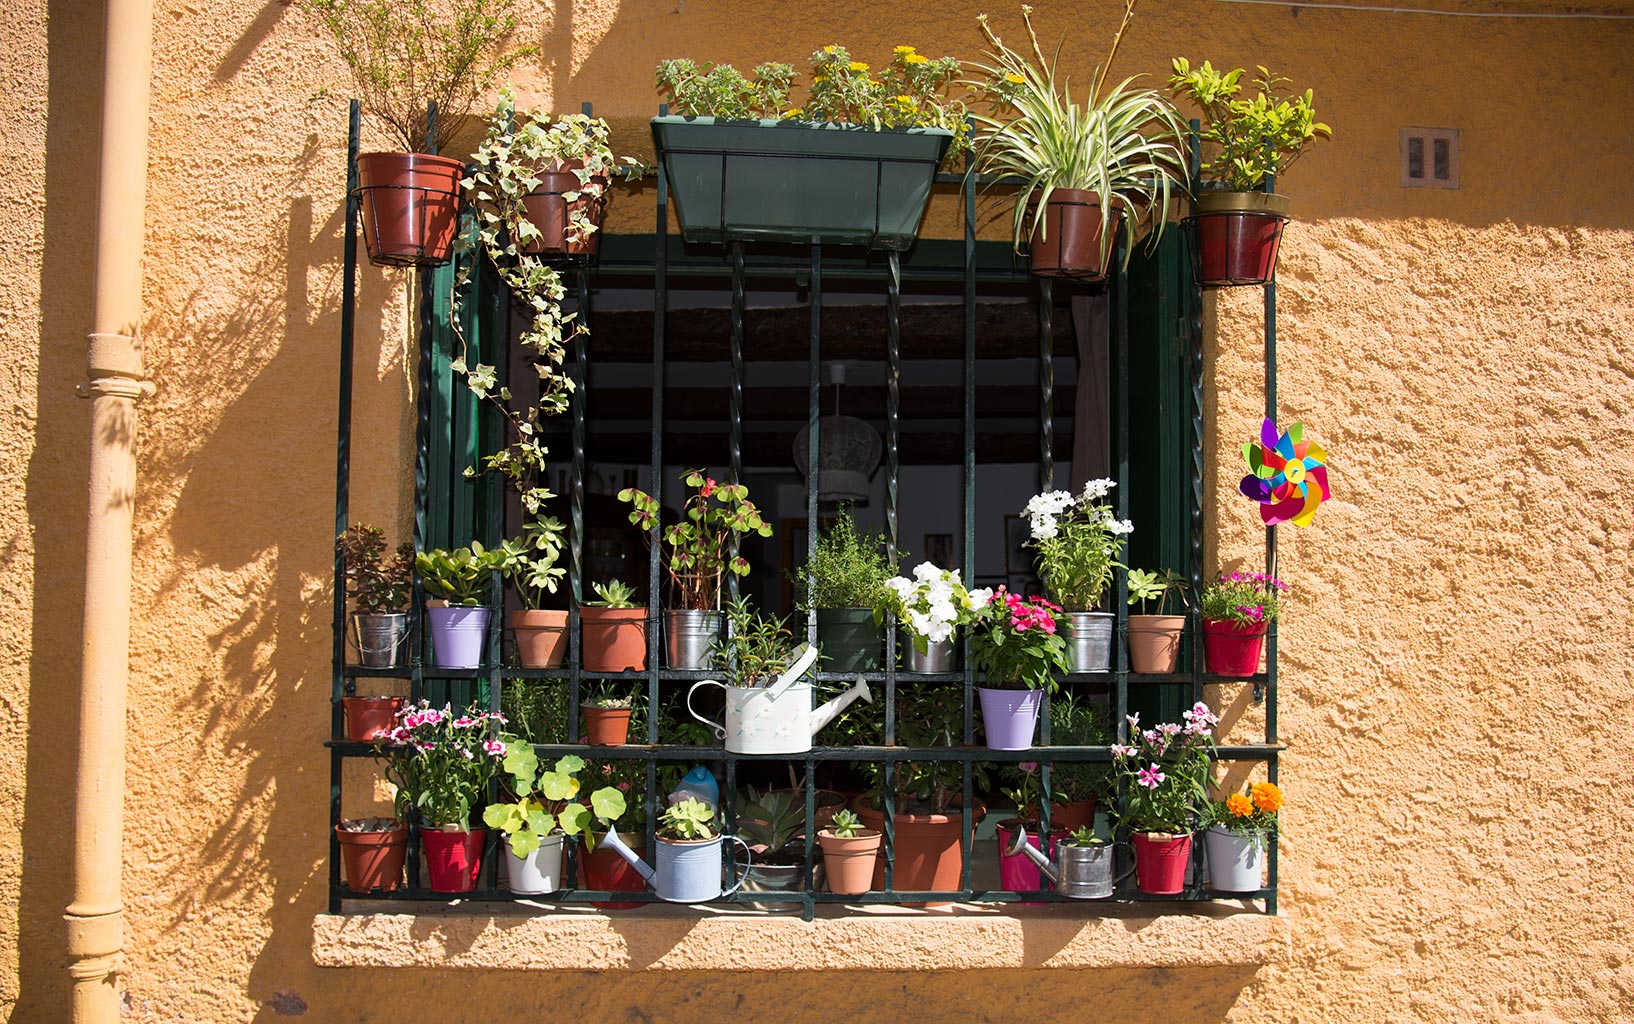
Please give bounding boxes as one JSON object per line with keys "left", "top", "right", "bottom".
{"left": 793, "top": 363, "right": 882, "bottom": 507}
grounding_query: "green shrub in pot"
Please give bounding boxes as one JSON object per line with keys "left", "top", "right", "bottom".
{"left": 792, "top": 510, "right": 893, "bottom": 672}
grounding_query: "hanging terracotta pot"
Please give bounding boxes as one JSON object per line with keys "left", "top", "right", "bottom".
{"left": 582, "top": 703, "right": 633, "bottom": 745}
{"left": 580, "top": 608, "right": 647, "bottom": 672}
{"left": 342, "top": 696, "right": 403, "bottom": 743}
{"left": 1027, "top": 190, "right": 1124, "bottom": 279}
{"left": 1202, "top": 618, "right": 1269, "bottom": 677}
{"left": 1128, "top": 614, "right": 1186, "bottom": 674}
{"left": 510, "top": 609, "right": 568, "bottom": 669}
{"left": 355, "top": 152, "right": 465, "bottom": 268}
{"left": 521, "top": 161, "right": 609, "bottom": 257}
{"left": 1190, "top": 191, "right": 1291, "bottom": 287}
{"left": 421, "top": 826, "right": 486, "bottom": 893}
{"left": 1131, "top": 831, "right": 1192, "bottom": 895}
{"left": 336, "top": 820, "right": 407, "bottom": 893}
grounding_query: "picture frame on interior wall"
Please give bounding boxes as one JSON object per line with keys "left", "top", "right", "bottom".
{"left": 1003, "top": 514, "right": 1031, "bottom": 576}
{"left": 922, "top": 533, "right": 953, "bottom": 570}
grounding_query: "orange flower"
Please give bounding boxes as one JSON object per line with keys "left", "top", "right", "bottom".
{"left": 1225, "top": 793, "right": 1253, "bottom": 818}
{"left": 1251, "top": 782, "right": 1283, "bottom": 814}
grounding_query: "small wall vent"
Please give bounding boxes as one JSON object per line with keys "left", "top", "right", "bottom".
{"left": 1401, "top": 128, "right": 1459, "bottom": 189}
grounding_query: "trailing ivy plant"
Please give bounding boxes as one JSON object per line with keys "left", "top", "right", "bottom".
{"left": 1168, "top": 60, "right": 1331, "bottom": 191}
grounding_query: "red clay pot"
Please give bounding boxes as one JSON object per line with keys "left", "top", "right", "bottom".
{"left": 818, "top": 828, "right": 882, "bottom": 896}
{"left": 853, "top": 798, "right": 984, "bottom": 904}
{"left": 342, "top": 696, "right": 403, "bottom": 743}
{"left": 580, "top": 833, "right": 647, "bottom": 909}
{"left": 355, "top": 152, "right": 465, "bottom": 267}
{"left": 582, "top": 704, "right": 633, "bottom": 745}
{"left": 1132, "top": 831, "right": 1192, "bottom": 895}
{"left": 1128, "top": 614, "right": 1186, "bottom": 675}
{"left": 336, "top": 822, "right": 407, "bottom": 893}
{"left": 421, "top": 826, "right": 486, "bottom": 893}
{"left": 1191, "top": 192, "right": 1290, "bottom": 286}
{"left": 1048, "top": 798, "right": 1099, "bottom": 833}
{"left": 1027, "top": 189, "right": 1124, "bottom": 280}
{"left": 580, "top": 607, "right": 647, "bottom": 672}
{"left": 521, "top": 163, "right": 608, "bottom": 257}
{"left": 1202, "top": 618, "right": 1269, "bottom": 677}
{"left": 511, "top": 609, "right": 568, "bottom": 669}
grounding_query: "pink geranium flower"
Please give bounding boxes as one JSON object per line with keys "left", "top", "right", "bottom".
{"left": 1137, "top": 764, "right": 1166, "bottom": 790}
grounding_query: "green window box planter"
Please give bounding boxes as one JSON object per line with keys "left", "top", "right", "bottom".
{"left": 651, "top": 116, "right": 954, "bottom": 251}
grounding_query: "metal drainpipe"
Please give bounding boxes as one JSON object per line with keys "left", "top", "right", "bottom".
{"left": 68, "top": 0, "right": 154, "bottom": 1019}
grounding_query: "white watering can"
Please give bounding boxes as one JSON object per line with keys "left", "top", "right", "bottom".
{"left": 687, "top": 643, "right": 872, "bottom": 754}
{"left": 596, "top": 825, "right": 753, "bottom": 903}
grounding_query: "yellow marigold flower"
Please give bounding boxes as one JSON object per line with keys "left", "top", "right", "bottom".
{"left": 850, "top": 61, "right": 869, "bottom": 72}
{"left": 1005, "top": 72, "right": 1026, "bottom": 84}
{"left": 1251, "top": 782, "right": 1283, "bottom": 814}
{"left": 905, "top": 53, "right": 930, "bottom": 64}
{"left": 1225, "top": 793, "right": 1253, "bottom": 818}
{"left": 894, "top": 45, "right": 916, "bottom": 55}
{"left": 896, "top": 94, "right": 915, "bottom": 104}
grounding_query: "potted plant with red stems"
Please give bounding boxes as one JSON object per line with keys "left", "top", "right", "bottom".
{"left": 302, "top": 0, "right": 532, "bottom": 266}
{"left": 1169, "top": 60, "right": 1330, "bottom": 286}
{"left": 618, "top": 470, "right": 773, "bottom": 670}
{"left": 1109, "top": 701, "right": 1218, "bottom": 895}
{"left": 968, "top": 2, "right": 1188, "bottom": 280}
{"left": 377, "top": 701, "right": 506, "bottom": 893}
{"left": 1198, "top": 571, "right": 1288, "bottom": 677}
{"left": 968, "top": 587, "right": 1069, "bottom": 751}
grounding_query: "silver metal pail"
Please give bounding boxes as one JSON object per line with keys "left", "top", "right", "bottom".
{"left": 349, "top": 612, "right": 409, "bottom": 669}
{"left": 1057, "top": 841, "right": 1133, "bottom": 899}
{"left": 665, "top": 609, "right": 722, "bottom": 670}
{"left": 735, "top": 855, "right": 825, "bottom": 912}
{"left": 907, "top": 637, "right": 955, "bottom": 673}
{"left": 1062, "top": 611, "right": 1115, "bottom": 673}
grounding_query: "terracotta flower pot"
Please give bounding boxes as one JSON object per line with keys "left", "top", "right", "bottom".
{"left": 1128, "top": 614, "right": 1186, "bottom": 674}
{"left": 818, "top": 828, "right": 882, "bottom": 895}
{"left": 521, "top": 162, "right": 609, "bottom": 257}
{"left": 1202, "top": 618, "right": 1269, "bottom": 677}
{"left": 336, "top": 821, "right": 407, "bottom": 893}
{"left": 580, "top": 833, "right": 647, "bottom": 910}
{"left": 580, "top": 607, "right": 647, "bottom": 672}
{"left": 1027, "top": 189, "right": 1125, "bottom": 279}
{"left": 421, "top": 826, "right": 486, "bottom": 894}
{"left": 510, "top": 609, "right": 568, "bottom": 669}
{"left": 853, "top": 798, "right": 985, "bottom": 903}
{"left": 1191, "top": 191, "right": 1290, "bottom": 287}
{"left": 1048, "top": 798, "right": 1098, "bottom": 833}
{"left": 342, "top": 696, "right": 402, "bottom": 743}
{"left": 582, "top": 704, "right": 633, "bottom": 745}
{"left": 1132, "top": 831, "right": 1192, "bottom": 895}
{"left": 355, "top": 152, "right": 465, "bottom": 267}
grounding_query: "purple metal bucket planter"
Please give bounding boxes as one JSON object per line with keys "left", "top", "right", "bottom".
{"left": 426, "top": 605, "right": 489, "bottom": 669}
{"left": 978, "top": 687, "right": 1044, "bottom": 750}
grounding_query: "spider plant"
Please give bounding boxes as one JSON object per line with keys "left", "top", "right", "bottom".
{"left": 967, "top": 2, "right": 1187, "bottom": 271}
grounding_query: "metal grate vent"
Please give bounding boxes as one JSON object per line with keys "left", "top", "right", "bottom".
{"left": 1401, "top": 127, "right": 1459, "bottom": 189}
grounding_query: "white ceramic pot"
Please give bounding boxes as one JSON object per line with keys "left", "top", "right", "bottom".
{"left": 1203, "top": 826, "right": 1265, "bottom": 893}
{"left": 504, "top": 833, "right": 565, "bottom": 896}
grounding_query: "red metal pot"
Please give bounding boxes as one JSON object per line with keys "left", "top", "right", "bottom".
{"left": 1202, "top": 618, "right": 1269, "bottom": 677}
{"left": 1132, "top": 831, "right": 1192, "bottom": 895}
{"left": 580, "top": 833, "right": 647, "bottom": 909}
{"left": 421, "top": 826, "right": 486, "bottom": 893}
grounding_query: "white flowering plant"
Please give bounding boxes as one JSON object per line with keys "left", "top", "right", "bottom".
{"left": 377, "top": 701, "right": 507, "bottom": 830}
{"left": 1023, "top": 479, "right": 1133, "bottom": 611}
{"left": 873, "top": 561, "right": 992, "bottom": 654}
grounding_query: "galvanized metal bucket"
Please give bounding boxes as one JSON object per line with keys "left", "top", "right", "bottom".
{"left": 349, "top": 612, "right": 409, "bottom": 669}
{"left": 664, "top": 609, "right": 722, "bottom": 670}
{"left": 735, "top": 854, "right": 824, "bottom": 912}
{"left": 1062, "top": 611, "right": 1115, "bottom": 673}
{"left": 1055, "top": 841, "right": 1133, "bottom": 899}
{"left": 907, "top": 637, "right": 955, "bottom": 673}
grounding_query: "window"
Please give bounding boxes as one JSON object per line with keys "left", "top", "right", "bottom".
{"left": 1401, "top": 127, "right": 1460, "bottom": 189}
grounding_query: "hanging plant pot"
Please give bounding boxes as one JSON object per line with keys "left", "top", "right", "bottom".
{"left": 341, "top": 696, "right": 403, "bottom": 743}
{"left": 580, "top": 608, "right": 647, "bottom": 672}
{"left": 510, "top": 609, "right": 568, "bottom": 669}
{"left": 580, "top": 833, "right": 647, "bottom": 910}
{"left": 853, "top": 798, "right": 984, "bottom": 904}
{"left": 815, "top": 607, "right": 881, "bottom": 672}
{"left": 1131, "top": 831, "right": 1192, "bottom": 895}
{"left": 520, "top": 163, "right": 609, "bottom": 257}
{"left": 1202, "top": 618, "right": 1269, "bottom": 677}
{"left": 1128, "top": 614, "right": 1186, "bottom": 674}
{"left": 978, "top": 687, "right": 1044, "bottom": 750}
{"left": 1189, "top": 191, "right": 1291, "bottom": 287}
{"left": 582, "top": 704, "right": 633, "bottom": 745}
{"left": 503, "top": 833, "right": 565, "bottom": 896}
{"left": 1061, "top": 611, "right": 1115, "bottom": 673}
{"left": 336, "top": 820, "right": 407, "bottom": 893}
{"left": 421, "top": 826, "right": 486, "bottom": 893}
{"left": 1027, "top": 190, "right": 1124, "bottom": 279}
{"left": 354, "top": 152, "right": 466, "bottom": 268}
{"left": 1203, "top": 826, "right": 1265, "bottom": 893}
{"left": 425, "top": 605, "right": 489, "bottom": 669}
{"left": 652, "top": 117, "right": 953, "bottom": 250}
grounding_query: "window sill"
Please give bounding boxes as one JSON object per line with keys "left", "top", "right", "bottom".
{"left": 312, "top": 902, "right": 1289, "bottom": 972}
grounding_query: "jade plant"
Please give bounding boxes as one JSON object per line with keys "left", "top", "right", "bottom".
{"left": 1168, "top": 60, "right": 1331, "bottom": 192}
{"left": 483, "top": 743, "right": 627, "bottom": 856}
{"left": 416, "top": 543, "right": 506, "bottom": 606}
{"left": 658, "top": 797, "right": 718, "bottom": 842}
{"left": 337, "top": 523, "right": 414, "bottom": 614}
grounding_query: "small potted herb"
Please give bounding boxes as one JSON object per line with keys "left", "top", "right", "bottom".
{"left": 817, "top": 809, "right": 881, "bottom": 896}
{"left": 968, "top": 588, "right": 1070, "bottom": 750}
{"left": 415, "top": 543, "right": 506, "bottom": 669}
{"left": 482, "top": 742, "right": 626, "bottom": 896}
{"left": 496, "top": 508, "right": 568, "bottom": 669}
{"left": 335, "top": 816, "right": 408, "bottom": 894}
{"left": 1169, "top": 60, "right": 1331, "bottom": 286}
{"left": 579, "top": 580, "right": 647, "bottom": 673}
{"left": 793, "top": 509, "right": 893, "bottom": 672}
{"left": 1021, "top": 479, "right": 1132, "bottom": 672}
{"left": 1126, "top": 567, "right": 1190, "bottom": 674}
{"left": 1204, "top": 781, "right": 1281, "bottom": 893}
{"left": 1110, "top": 702, "right": 1217, "bottom": 894}
{"left": 876, "top": 561, "right": 988, "bottom": 672}
{"left": 581, "top": 683, "right": 635, "bottom": 746}
{"left": 1198, "top": 571, "right": 1287, "bottom": 677}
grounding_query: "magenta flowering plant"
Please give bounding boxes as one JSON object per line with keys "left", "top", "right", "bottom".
{"left": 1109, "top": 702, "right": 1218, "bottom": 835}
{"left": 377, "top": 700, "right": 506, "bottom": 829}
{"left": 1000, "top": 760, "right": 1043, "bottom": 819}
{"left": 1199, "top": 571, "right": 1288, "bottom": 625}
{"left": 968, "top": 587, "right": 1070, "bottom": 691}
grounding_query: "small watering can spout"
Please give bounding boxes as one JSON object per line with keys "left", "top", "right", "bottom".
{"left": 810, "top": 674, "right": 872, "bottom": 738}
{"left": 1006, "top": 824, "right": 1058, "bottom": 882}
{"left": 597, "top": 828, "right": 655, "bottom": 882}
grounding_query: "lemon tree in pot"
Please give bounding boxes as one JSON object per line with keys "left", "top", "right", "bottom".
{"left": 968, "top": 2, "right": 1187, "bottom": 279}
{"left": 1109, "top": 702, "right": 1217, "bottom": 894}
{"left": 1022, "top": 479, "right": 1132, "bottom": 672}
{"left": 1126, "top": 567, "right": 1190, "bottom": 675}
{"left": 336, "top": 524, "right": 413, "bottom": 740}
{"left": 302, "top": 0, "right": 532, "bottom": 266}
{"left": 793, "top": 509, "right": 893, "bottom": 673}
{"left": 1169, "top": 60, "right": 1330, "bottom": 286}
{"left": 483, "top": 742, "right": 626, "bottom": 896}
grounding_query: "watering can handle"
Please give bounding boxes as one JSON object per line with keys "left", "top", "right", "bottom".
{"left": 686, "top": 680, "right": 728, "bottom": 741}
{"left": 765, "top": 643, "right": 819, "bottom": 699}
{"left": 1113, "top": 841, "right": 1138, "bottom": 886}
{"left": 721, "top": 835, "right": 752, "bottom": 898}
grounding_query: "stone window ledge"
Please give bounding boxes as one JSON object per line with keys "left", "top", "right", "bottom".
{"left": 313, "top": 902, "right": 1289, "bottom": 971}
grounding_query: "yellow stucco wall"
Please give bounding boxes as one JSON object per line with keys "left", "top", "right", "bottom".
{"left": 5, "top": 0, "right": 1634, "bottom": 1019}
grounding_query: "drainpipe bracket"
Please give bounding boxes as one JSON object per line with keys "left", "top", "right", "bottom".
{"left": 76, "top": 378, "right": 154, "bottom": 401}
{"left": 64, "top": 905, "right": 124, "bottom": 966}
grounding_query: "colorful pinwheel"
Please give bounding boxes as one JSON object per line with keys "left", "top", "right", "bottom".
{"left": 1240, "top": 419, "right": 1330, "bottom": 528}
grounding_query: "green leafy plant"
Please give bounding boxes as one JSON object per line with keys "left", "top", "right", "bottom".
{"left": 1047, "top": 691, "right": 1112, "bottom": 805}
{"left": 855, "top": 683, "right": 989, "bottom": 813}
{"left": 718, "top": 597, "right": 802, "bottom": 689}
{"left": 1168, "top": 60, "right": 1331, "bottom": 191}
{"left": 737, "top": 787, "right": 806, "bottom": 853}
{"left": 337, "top": 523, "right": 415, "bottom": 614}
{"left": 967, "top": 589, "right": 1070, "bottom": 691}
{"left": 482, "top": 744, "right": 627, "bottom": 856}
{"left": 967, "top": 2, "right": 1188, "bottom": 270}
{"left": 1199, "top": 571, "right": 1287, "bottom": 625}
{"left": 302, "top": 0, "right": 533, "bottom": 152}
{"left": 584, "top": 758, "right": 650, "bottom": 836}
{"left": 1022, "top": 480, "right": 1131, "bottom": 611}
{"left": 496, "top": 508, "right": 566, "bottom": 610}
{"left": 824, "top": 808, "right": 865, "bottom": 838}
{"left": 658, "top": 797, "right": 718, "bottom": 841}
{"left": 500, "top": 677, "right": 568, "bottom": 742}
{"left": 619, "top": 470, "right": 772, "bottom": 610}
{"left": 1064, "top": 825, "right": 1105, "bottom": 847}
{"left": 1000, "top": 760, "right": 1042, "bottom": 819}
{"left": 1127, "top": 568, "right": 1189, "bottom": 615}
{"left": 582, "top": 681, "right": 634, "bottom": 709}
{"left": 415, "top": 543, "right": 505, "bottom": 606}
{"left": 376, "top": 701, "right": 505, "bottom": 828}
{"left": 793, "top": 509, "right": 894, "bottom": 610}
{"left": 584, "top": 579, "right": 640, "bottom": 609}
{"left": 1110, "top": 703, "right": 1217, "bottom": 835}
{"left": 655, "top": 59, "right": 795, "bottom": 118}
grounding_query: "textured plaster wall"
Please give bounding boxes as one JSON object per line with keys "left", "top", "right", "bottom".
{"left": 4, "top": 0, "right": 1634, "bottom": 1020}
